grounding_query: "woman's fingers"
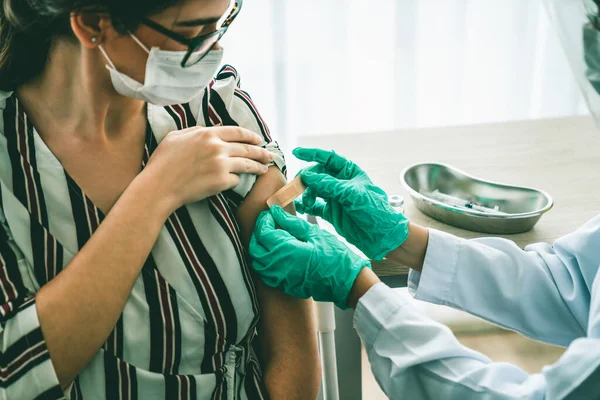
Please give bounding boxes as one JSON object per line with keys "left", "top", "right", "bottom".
{"left": 227, "top": 143, "right": 274, "bottom": 164}
{"left": 215, "top": 126, "right": 264, "bottom": 145}
{"left": 228, "top": 157, "right": 270, "bottom": 175}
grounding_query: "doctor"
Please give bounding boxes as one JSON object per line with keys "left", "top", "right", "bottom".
{"left": 248, "top": 147, "right": 600, "bottom": 399}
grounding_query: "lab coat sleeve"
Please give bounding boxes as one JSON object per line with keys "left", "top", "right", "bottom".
{"left": 407, "top": 215, "right": 600, "bottom": 346}
{"left": 354, "top": 282, "right": 600, "bottom": 400}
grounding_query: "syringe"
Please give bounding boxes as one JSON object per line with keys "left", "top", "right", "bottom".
{"left": 420, "top": 189, "right": 508, "bottom": 216}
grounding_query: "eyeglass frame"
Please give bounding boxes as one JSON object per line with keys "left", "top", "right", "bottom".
{"left": 139, "top": 0, "right": 242, "bottom": 67}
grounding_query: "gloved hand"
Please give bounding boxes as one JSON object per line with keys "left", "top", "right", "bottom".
{"left": 293, "top": 147, "right": 409, "bottom": 261}
{"left": 249, "top": 205, "right": 371, "bottom": 309}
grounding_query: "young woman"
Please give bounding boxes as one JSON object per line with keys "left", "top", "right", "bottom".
{"left": 0, "top": 0, "right": 320, "bottom": 398}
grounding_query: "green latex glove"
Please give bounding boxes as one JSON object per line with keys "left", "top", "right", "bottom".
{"left": 249, "top": 205, "right": 371, "bottom": 309}
{"left": 293, "top": 147, "right": 409, "bottom": 261}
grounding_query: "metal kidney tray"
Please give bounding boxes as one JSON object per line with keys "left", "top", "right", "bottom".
{"left": 401, "top": 163, "right": 553, "bottom": 234}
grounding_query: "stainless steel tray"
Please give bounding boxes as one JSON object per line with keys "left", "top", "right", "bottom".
{"left": 401, "top": 163, "right": 553, "bottom": 234}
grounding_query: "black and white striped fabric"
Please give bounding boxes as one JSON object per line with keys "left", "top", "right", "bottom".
{"left": 0, "top": 65, "right": 286, "bottom": 400}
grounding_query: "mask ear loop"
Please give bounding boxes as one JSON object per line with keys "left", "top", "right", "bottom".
{"left": 98, "top": 45, "right": 118, "bottom": 70}
{"left": 129, "top": 33, "right": 151, "bottom": 54}
{"left": 98, "top": 33, "right": 151, "bottom": 70}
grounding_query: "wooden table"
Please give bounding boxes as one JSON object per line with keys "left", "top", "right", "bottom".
{"left": 300, "top": 116, "right": 600, "bottom": 399}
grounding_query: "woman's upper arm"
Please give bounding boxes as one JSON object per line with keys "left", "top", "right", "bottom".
{"left": 208, "top": 65, "right": 319, "bottom": 397}
{"left": 236, "top": 167, "right": 321, "bottom": 399}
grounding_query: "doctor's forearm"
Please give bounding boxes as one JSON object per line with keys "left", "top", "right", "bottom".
{"left": 348, "top": 268, "right": 381, "bottom": 309}
{"left": 348, "top": 224, "right": 429, "bottom": 308}
{"left": 385, "top": 223, "right": 429, "bottom": 272}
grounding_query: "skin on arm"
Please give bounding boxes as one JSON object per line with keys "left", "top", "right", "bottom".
{"left": 237, "top": 167, "right": 321, "bottom": 400}
{"left": 386, "top": 223, "right": 430, "bottom": 273}
{"left": 347, "top": 223, "right": 430, "bottom": 309}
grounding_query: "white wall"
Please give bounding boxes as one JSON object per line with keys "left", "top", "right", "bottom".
{"left": 221, "top": 0, "right": 588, "bottom": 158}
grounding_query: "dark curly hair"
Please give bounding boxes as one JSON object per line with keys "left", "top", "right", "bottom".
{"left": 0, "top": 0, "right": 180, "bottom": 90}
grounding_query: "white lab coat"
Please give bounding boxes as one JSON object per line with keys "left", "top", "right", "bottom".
{"left": 353, "top": 215, "right": 600, "bottom": 399}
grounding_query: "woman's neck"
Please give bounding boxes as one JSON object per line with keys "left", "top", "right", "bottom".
{"left": 16, "top": 38, "right": 146, "bottom": 143}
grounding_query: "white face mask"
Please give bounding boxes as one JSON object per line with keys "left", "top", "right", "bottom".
{"left": 99, "top": 34, "right": 223, "bottom": 106}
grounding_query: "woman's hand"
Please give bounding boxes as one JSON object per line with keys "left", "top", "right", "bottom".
{"left": 145, "top": 126, "right": 274, "bottom": 211}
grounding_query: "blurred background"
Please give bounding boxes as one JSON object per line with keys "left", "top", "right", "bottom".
{"left": 221, "top": 0, "right": 588, "bottom": 153}
{"left": 221, "top": 0, "right": 579, "bottom": 397}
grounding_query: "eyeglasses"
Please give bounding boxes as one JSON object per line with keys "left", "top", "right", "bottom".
{"left": 140, "top": 0, "right": 242, "bottom": 67}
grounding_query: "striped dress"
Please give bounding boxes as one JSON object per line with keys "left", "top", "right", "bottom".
{"left": 0, "top": 65, "right": 286, "bottom": 400}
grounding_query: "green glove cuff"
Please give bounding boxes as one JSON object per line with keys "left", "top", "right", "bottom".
{"left": 369, "top": 216, "right": 410, "bottom": 261}
{"left": 334, "top": 259, "right": 372, "bottom": 310}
